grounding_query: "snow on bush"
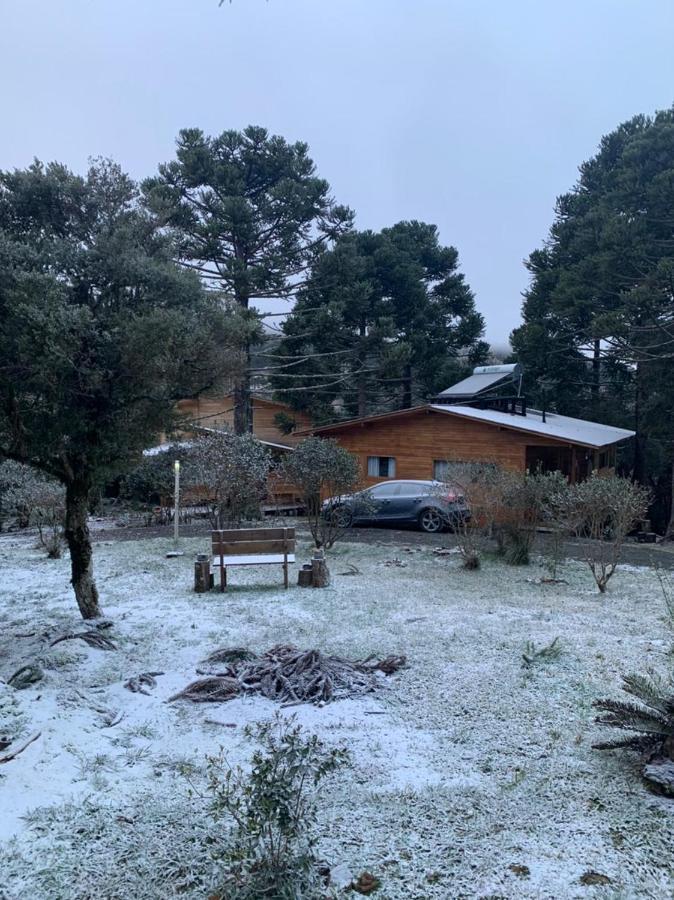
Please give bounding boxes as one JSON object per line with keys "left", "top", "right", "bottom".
{"left": 0, "top": 461, "right": 65, "bottom": 557}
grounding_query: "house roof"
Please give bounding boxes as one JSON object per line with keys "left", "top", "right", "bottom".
{"left": 306, "top": 404, "right": 635, "bottom": 450}
{"left": 429, "top": 405, "right": 635, "bottom": 449}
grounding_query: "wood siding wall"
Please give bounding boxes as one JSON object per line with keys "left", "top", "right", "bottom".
{"left": 321, "top": 409, "right": 585, "bottom": 485}
{"left": 175, "top": 396, "right": 312, "bottom": 447}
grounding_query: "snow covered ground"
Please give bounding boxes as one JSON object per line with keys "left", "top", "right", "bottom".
{"left": 0, "top": 532, "right": 673, "bottom": 898}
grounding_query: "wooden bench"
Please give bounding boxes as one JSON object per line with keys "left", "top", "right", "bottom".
{"left": 211, "top": 527, "right": 296, "bottom": 591}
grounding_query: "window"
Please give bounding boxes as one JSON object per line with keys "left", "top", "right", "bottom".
{"left": 433, "top": 460, "right": 449, "bottom": 481}
{"left": 397, "top": 482, "right": 425, "bottom": 497}
{"left": 367, "top": 456, "right": 396, "bottom": 478}
{"left": 369, "top": 483, "right": 400, "bottom": 498}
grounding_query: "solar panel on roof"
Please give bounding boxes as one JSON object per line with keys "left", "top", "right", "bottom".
{"left": 436, "top": 364, "right": 522, "bottom": 399}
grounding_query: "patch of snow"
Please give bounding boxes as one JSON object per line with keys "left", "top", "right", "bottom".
{"left": 0, "top": 535, "right": 673, "bottom": 898}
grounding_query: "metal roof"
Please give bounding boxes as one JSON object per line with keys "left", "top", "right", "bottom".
{"left": 305, "top": 403, "right": 634, "bottom": 449}
{"left": 429, "top": 404, "right": 635, "bottom": 449}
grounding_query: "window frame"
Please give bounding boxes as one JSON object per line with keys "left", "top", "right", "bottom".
{"left": 367, "top": 455, "right": 396, "bottom": 478}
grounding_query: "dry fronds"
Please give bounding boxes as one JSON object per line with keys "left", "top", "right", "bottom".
{"left": 170, "top": 645, "right": 406, "bottom": 706}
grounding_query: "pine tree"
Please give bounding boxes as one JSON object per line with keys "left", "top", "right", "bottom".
{"left": 274, "top": 222, "right": 487, "bottom": 420}
{"left": 143, "top": 126, "right": 352, "bottom": 433}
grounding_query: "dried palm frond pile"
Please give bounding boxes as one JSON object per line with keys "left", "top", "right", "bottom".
{"left": 169, "top": 644, "right": 406, "bottom": 706}
{"left": 593, "top": 672, "right": 674, "bottom": 796}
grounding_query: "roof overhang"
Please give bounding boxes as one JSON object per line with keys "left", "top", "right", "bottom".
{"left": 302, "top": 403, "right": 635, "bottom": 450}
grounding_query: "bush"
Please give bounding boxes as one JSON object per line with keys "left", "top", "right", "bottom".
{"left": 190, "top": 431, "right": 272, "bottom": 529}
{"left": 280, "top": 437, "right": 361, "bottom": 550}
{"left": 204, "top": 715, "right": 348, "bottom": 899}
{"left": 563, "top": 474, "right": 650, "bottom": 592}
{"left": 488, "top": 470, "right": 543, "bottom": 565}
{"left": 121, "top": 447, "right": 183, "bottom": 519}
{"left": 0, "top": 461, "right": 65, "bottom": 556}
{"left": 440, "top": 461, "right": 503, "bottom": 569}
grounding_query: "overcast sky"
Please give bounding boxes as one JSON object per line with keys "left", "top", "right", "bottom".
{"left": 2, "top": 0, "right": 674, "bottom": 346}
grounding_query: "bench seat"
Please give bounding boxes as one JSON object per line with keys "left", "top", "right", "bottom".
{"left": 211, "top": 553, "right": 296, "bottom": 567}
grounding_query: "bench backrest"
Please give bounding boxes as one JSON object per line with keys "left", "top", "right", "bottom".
{"left": 212, "top": 527, "right": 296, "bottom": 557}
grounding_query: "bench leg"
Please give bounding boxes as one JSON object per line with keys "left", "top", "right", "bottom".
{"left": 220, "top": 563, "right": 227, "bottom": 592}
{"left": 283, "top": 557, "right": 288, "bottom": 589}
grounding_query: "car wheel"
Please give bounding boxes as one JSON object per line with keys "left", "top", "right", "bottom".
{"left": 331, "top": 505, "right": 353, "bottom": 528}
{"left": 418, "top": 507, "right": 445, "bottom": 533}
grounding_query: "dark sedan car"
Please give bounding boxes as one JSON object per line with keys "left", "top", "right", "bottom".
{"left": 322, "top": 479, "right": 470, "bottom": 533}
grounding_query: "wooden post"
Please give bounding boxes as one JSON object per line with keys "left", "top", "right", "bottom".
{"left": 283, "top": 527, "right": 289, "bottom": 588}
{"left": 570, "top": 447, "right": 577, "bottom": 484}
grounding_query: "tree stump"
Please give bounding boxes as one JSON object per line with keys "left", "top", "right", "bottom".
{"left": 297, "top": 564, "right": 313, "bottom": 587}
{"left": 311, "top": 550, "right": 330, "bottom": 588}
{"left": 194, "top": 556, "right": 213, "bottom": 593}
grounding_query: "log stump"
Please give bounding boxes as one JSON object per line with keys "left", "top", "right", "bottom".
{"left": 311, "top": 550, "right": 330, "bottom": 588}
{"left": 298, "top": 564, "right": 313, "bottom": 588}
{"left": 194, "top": 556, "right": 213, "bottom": 593}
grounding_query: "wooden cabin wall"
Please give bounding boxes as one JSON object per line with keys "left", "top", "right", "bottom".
{"left": 175, "top": 396, "right": 311, "bottom": 446}
{"left": 323, "top": 409, "right": 577, "bottom": 485}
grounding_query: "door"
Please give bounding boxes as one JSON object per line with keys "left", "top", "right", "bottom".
{"left": 357, "top": 482, "right": 401, "bottom": 521}
{"left": 385, "top": 482, "right": 425, "bottom": 522}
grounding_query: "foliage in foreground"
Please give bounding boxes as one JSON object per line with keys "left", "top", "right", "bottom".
{"left": 204, "top": 716, "right": 348, "bottom": 899}
{"left": 593, "top": 672, "right": 674, "bottom": 757}
{"left": 189, "top": 431, "right": 272, "bottom": 528}
{"left": 0, "top": 159, "right": 234, "bottom": 618}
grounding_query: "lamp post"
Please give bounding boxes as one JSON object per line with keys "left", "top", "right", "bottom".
{"left": 173, "top": 459, "right": 180, "bottom": 548}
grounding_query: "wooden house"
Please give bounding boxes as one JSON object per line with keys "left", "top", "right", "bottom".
{"left": 304, "top": 365, "right": 635, "bottom": 486}
{"left": 150, "top": 393, "right": 313, "bottom": 513}
{"left": 175, "top": 393, "right": 312, "bottom": 448}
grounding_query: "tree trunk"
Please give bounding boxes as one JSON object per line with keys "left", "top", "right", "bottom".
{"left": 356, "top": 326, "right": 368, "bottom": 417}
{"left": 357, "top": 372, "right": 367, "bottom": 418}
{"left": 233, "top": 339, "right": 253, "bottom": 435}
{"left": 591, "top": 338, "right": 601, "bottom": 416}
{"left": 665, "top": 458, "right": 674, "bottom": 540}
{"left": 64, "top": 479, "right": 101, "bottom": 619}
{"left": 401, "top": 362, "right": 413, "bottom": 409}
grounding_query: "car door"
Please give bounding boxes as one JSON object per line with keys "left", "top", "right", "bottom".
{"left": 361, "top": 482, "right": 401, "bottom": 521}
{"left": 386, "top": 482, "right": 425, "bottom": 522}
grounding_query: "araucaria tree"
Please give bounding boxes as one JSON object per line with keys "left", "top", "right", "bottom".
{"left": 511, "top": 108, "right": 674, "bottom": 512}
{"left": 0, "top": 160, "right": 232, "bottom": 618}
{"left": 274, "top": 222, "right": 488, "bottom": 421}
{"left": 143, "top": 126, "right": 353, "bottom": 434}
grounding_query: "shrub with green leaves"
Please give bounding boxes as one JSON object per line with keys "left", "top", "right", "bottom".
{"left": 204, "top": 715, "right": 348, "bottom": 899}
{"left": 564, "top": 474, "right": 650, "bottom": 592}
{"left": 190, "top": 430, "right": 272, "bottom": 529}
{"left": 0, "top": 461, "right": 65, "bottom": 556}
{"left": 281, "top": 437, "right": 361, "bottom": 549}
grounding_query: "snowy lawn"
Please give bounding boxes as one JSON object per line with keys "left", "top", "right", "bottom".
{"left": 0, "top": 532, "right": 673, "bottom": 898}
